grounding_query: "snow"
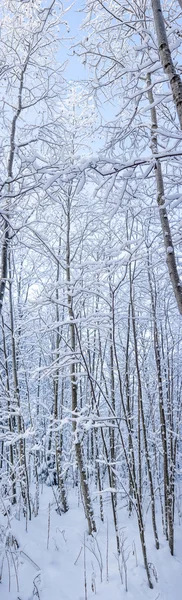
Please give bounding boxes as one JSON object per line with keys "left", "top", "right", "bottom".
{"left": 1, "top": 486, "right": 182, "bottom": 600}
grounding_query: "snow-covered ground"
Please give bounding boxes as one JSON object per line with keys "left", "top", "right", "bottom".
{"left": 1, "top": 486, "right": 182, "bottom": 600}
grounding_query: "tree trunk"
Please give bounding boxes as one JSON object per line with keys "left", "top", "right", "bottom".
{"left": 66, "top": 187, "right": 96, "bottom": 534}
{"left": 146, "top": 72, "right": 182, "bottom": 314}
{"left": 151, "top": 0, "right": 182, "bottom": 129}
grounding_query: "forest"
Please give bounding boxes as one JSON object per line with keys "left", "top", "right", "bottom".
{"left": 0, "top": 1, "right": 182, "bottom": 599}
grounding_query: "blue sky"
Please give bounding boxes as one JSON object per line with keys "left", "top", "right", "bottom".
{"left": 58, "top": 1, "right": 117, "bottom": 127}
{"left": 59, "top": 1, "right": 86, "bottom": 81}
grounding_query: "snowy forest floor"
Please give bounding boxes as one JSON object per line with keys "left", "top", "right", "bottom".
{"left": 1, "top": 486, "right": 182, "bottom": 600}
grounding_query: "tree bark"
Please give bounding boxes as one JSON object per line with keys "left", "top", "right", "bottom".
{"left": 146, "top": 72, "right": 182, "bottom": 314}
{"left": 151, "top": 0, "right": 182, "bottom": 129}
{"left": 66, "top": 187, "right": 96, "bottom": 534}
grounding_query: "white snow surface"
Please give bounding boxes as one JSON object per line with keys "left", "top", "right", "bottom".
{"left": 1, "top": 486, "right": 182, "bottom": 600}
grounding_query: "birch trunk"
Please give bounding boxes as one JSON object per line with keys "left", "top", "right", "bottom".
{"left": 8, "top": 254, "right": 31, "bottom": 520}
{"left": 54, "top": 239, "right": 68, "bottom": 513}
{"left": 151, "top": 0, "right": 182, "bottom": 129}
{"left": 66, "top": 188, "right": 96, "bottom": 534}
{"left": 146, "top": 72, "right": 182, "bottom": 314}
{"left": 130, "top": 282, "right": 159, "bottom": 550}
{"left": 147, "top": 260, "right": 174, "bottom": 554}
